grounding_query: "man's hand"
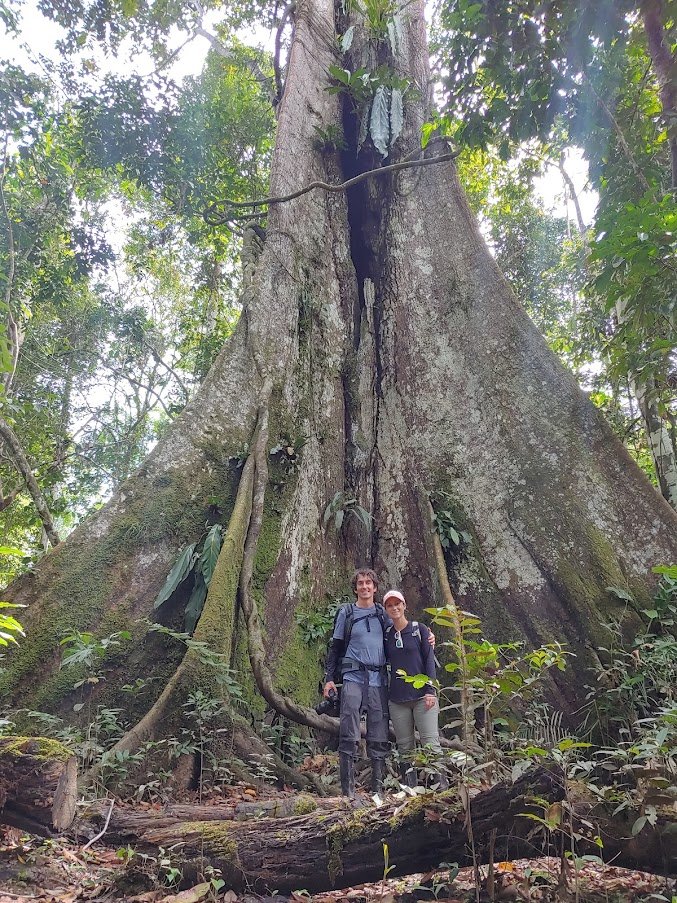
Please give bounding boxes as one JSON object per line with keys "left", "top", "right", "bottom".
{"left": 323, "top": 681, "right": 337, "bottom": 699}
{"left": 428, "top": 630, "right": 436, "bottom": 649}
{"left": 424, "top": 694, "right": 436, "bottom": 710}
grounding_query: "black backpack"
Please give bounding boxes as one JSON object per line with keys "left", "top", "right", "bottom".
{"left": 335, "top": 602, "right": 388, "bottom": 647}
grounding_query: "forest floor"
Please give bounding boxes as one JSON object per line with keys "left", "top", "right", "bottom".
{"left": 0, "top": 781, "right": 674, "bottom": 903}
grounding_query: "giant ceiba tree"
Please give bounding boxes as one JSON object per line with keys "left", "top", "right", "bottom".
{"left": 3, "top": 0, "right": 677, "bottom": 770}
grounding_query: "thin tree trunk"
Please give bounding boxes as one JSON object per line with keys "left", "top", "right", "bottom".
{"left": 0, "top": 415, "right": 61, "bottom": 546}
{"left": 615, "top": 300, "right": 677, "bottom": 509}
{"left": 642, "top": 0, "right": 677, "bottom": 190}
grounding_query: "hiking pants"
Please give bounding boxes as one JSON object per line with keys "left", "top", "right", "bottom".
{"left": 389, "top": 697, "right": 442, "bottom": 760}
{"left": 339, "top": 680, "right": 390, "bottom": 760}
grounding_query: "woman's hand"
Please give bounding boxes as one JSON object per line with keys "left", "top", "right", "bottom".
{"left": 424, "top": 693, "right": 436, "bottom": 710}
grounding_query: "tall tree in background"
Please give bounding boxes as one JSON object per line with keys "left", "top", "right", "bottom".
{"left": 2, "top": 0, "right": 676, "bottom": 769}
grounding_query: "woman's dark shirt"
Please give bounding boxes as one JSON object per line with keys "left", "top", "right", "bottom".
{"left": 385, "top": 621, "right": 437, "bottom": 703}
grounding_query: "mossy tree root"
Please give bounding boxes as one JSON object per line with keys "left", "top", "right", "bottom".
{"left": 84, "top": 457, "right": 256, "bottom": 782}
{"left": 237, "top": 383, "right": 339, "bottom": 740}
{"left": 84, "top": 400, "right": 331, "bottom": 792}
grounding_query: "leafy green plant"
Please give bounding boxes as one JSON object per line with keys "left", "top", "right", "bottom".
{"left": 322, "top": 490, "right": 372, "bottom": 532}
{"left": 581, "top": 572, "right": 677, "bottom": 743}
{"left": 148, "top": 623, "right": 245, "bottom": 703}
{"left": 327, "top": 65, "right": 409, "bottom": 156}
{"left": 295, "top": 598, "right": 342, "bottom": 643}
{"left": 431, "top": 507, "right": 470, "bottom": 550}
{"left": 153, "top": 523, "right": 224, "bottom": 633}
{"left": 422, "top": 607, "right": 570, "bottom": 762}
{"left": 312, "top": 124, "right": 347, "bottom": 152}
{"left": 342, "top": 0, "right": 401, "bottom": 47}
{"left": 0, "top": 602, "right": 25, "bottom": 646}
{"left": 59, "top": 630, "right": 131, "bottom": 702}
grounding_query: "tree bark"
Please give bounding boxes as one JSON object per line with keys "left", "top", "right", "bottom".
{"left": 2, "top": 0, "right": 677, "bottom": 748}
{"left": 106, "top": 768, "right": 675, "bottom": 893}
{"left": 0, "top": 415, "right": 61, "bottom": 546}
{"left": 0, "top": 737, "right": 77, "bottom": 835}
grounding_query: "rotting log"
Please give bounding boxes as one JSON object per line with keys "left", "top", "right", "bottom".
{"left": 116, "top": 768, "right": 676, "bottom": 893}
{"left": 123, "top": 767, "right": 565, "bottom": 893}
{"left": 75, "top": 794, "right": 341, "bottom": 843}
{"left": 0, "top": 737, "right": 77, "bottom": 835}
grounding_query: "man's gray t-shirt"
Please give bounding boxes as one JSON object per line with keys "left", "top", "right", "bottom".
{"left": 333, "top": 604, "right": 390, "bottom": 687}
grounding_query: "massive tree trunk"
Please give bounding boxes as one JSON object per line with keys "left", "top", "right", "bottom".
{"left": 2, "top": 0, "right": 676, "bottom": 755}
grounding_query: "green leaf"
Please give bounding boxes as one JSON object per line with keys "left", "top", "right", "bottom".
{"left": 652, "top": 565, "right": 677, "bottom": 579}
{"left": 390, "top": 88, "right": 404, "bottom": 147}
{"left": 328, "top": 64, "right": 351, "bottom": 85}
{"left": 153, "top": 543, "right": 197, "bottom": 610}
{"left": 370, "top": 85, "right": 390, "bottom": 157}
{"left": 606, "top": 585, "right": 634, "bottom": 602}
{"left": 340, "top": 26, "right": 355, "bottom": 53}
{"left": 200, "top": 525, "right": 222, "bottom": 586}
{"left": 185, "top": 575, "right": 208, "bottom": 635}
{"left": 631, "top": 815, "right": 647, "bottom": 836}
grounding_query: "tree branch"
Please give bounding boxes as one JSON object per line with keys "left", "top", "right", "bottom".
{"left": 558, "top": 153, "right": 589, "bottom": 249}
{"left": 194, "top": 24, "right": 277, "bottom": 108}
{"left": 0, "top": 144, "right": 22, "bottom": 396}
{"left": 581, "top": 71, "right": 656, "bottom": 199}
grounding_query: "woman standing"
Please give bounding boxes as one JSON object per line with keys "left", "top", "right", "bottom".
{"left": 383, "top": 589, "right": 447, "bottom": 789}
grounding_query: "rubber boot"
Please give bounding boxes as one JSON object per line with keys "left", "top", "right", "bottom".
{"left": 399, "top": 762, "right": 417, "bottom": 788}
{"left": 371, "top": 758, "right": 385, "bottom": 794}
{"left": 339, "top": 753, "right": 355, "bottom": 798}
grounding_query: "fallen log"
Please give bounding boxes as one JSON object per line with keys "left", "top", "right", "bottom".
{"left": 76, "top": 793, "right": 340, "bottom": 842}
{"left": 0, "top": 737, "right": 77, "bottom": 835}
{"left": 128, "top": 767, "right": 567, "bottom": 893}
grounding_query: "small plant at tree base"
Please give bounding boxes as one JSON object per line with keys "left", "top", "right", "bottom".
{"left": 410, "top": 606, "right": 571, "bottom": 769}
{"left": 0, "top": 601, "right": 25, "bottom": 646}
{"left": 59, "top": 630, "right": 132, "bottom": 712}
{"left": 312, "top": 124, "right": 347, "bottom": 152}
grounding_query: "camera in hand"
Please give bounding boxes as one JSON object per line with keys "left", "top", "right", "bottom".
{"left": 315, "top": 687, "right": 340, "bottom": 717}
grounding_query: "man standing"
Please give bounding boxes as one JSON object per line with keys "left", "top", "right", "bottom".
{"left": 323, "top": 568, "right": 389, "bottom": 798}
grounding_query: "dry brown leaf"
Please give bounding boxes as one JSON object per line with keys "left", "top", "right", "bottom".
{"left": 162, "top": 883, "right": 211, "bottom": 903}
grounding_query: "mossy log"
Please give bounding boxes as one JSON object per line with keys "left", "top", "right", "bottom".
{"left": 121, "top": 768, "right": 563, "bottom": 893}
{"left": 0, "top": 737, "right": 77, "bottom": 835}
{"left": 76, "top": 794, "right": 339, "bottom": 842}
{"left": 116, "top": 768, "right": 675, "bottom": 893}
